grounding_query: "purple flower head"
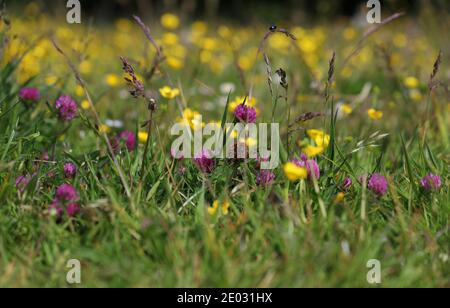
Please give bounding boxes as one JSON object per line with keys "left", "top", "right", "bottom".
{"left": 256, "top": 170, "right": 276, "bottom": 186}
{"left": 420, "top": 174, "right": 442, "bottom": 192}
{"left": 19, "top": 87, "right": 40, "bottom": 102}
{"left": 55, "top": 184, "right": 78, "bottom": 203}
{"left": 341, "top": 177, "right": 353, "bottom": 190}
{"left": 66, "top": 203, "right": 81, "bottom": 217}
{"left": 368, "top": 174, "right": 388, "bottom": 197}
{"left": 63, "top": 163, "right": 77, "bottom": 179}
{"left": 194, "top": 149, "right": 216, "bottom": 173}
{"left": 119, "top": 131, "right": 136, "bottom": 152}
{"left": 234, "top": 104, "right": 257, "bottom": 123}
{"left": 55, "top": 95, "right": 78, "bottom": 121}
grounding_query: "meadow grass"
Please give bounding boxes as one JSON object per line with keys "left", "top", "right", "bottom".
{"left": 0, "top": 6, "right": 449, "bottom": 288}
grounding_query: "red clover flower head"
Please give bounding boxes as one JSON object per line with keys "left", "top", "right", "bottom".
{"left": 420, "top": 174, "right": 442, "bottom": 192}
{"left": 51, "top": 184, "right": 81, "bottom": 218}
{"left": 55, "top": 184, "right": 78, "bottom": 203}
{"left": 234, "top": 104, "right": 257, "bottom": 123}
{"left": 19, "top": 87, "right": 40, "bottom": 102}
{"left": 55, "top": 95, "right": 78, "bottom": 121}
{"left": 63, "top": 163, "right": 77, "bottom": 179}
{"left": 368, "top": 174, "right": 388, "bottom": 197}
{"left": 119, "top": 131, "right": 137, "bottom": 152}
{"left": 194, "top": 150, "right": 216, "bottom": 174}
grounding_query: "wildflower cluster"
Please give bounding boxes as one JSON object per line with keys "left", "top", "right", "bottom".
{"left": 3, "top": 5, "right": 448, "bottom": 287}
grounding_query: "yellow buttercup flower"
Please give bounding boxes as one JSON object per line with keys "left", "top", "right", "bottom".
{"left": 179, "top": 108, "right": 203, "bottom": 130}
{"left": 283, "top": 163, "right": 308, "bottom": 182}
{"left": 404, "top": 76, "right": 419, "bottom": 89}
{"left": 75, "top": 85, "right": 85, "bottom": 97}
{"left": 307, "top": 129, "right": 330, "bottom": 148}
{"left": 306, "top": 129, "right": 324, "bottom": 140}
{"left": 299, "top": 37, "right": 318, "bottom": 54}
{"left": 159, "top": 86, "right": 180, "bottom": 99}
{"left": 182, "top": 108, "right": 196, "bottom": 121}
{"left": 162, "top": 32, "right": 179, "bottom": 46}
{"left": 166, "top": 57, "right": 184, "bottom": 70}
{"left": 138, "top": 131, "right": 149, "bottom": 143}
{"left": 300, "top": 129, "right": 331, "bottom": 158}
{"left": 208, "top": 200, "right": 230, "bottom": 216}
{"left": 161, "top": 13, "right": 180, "bottom": 30}
{"left": 79, "top": 60, "right": 92, "bottom": 74}
{"left": 81, "top": 100, "right": 90, "bottom": 110}
{"left": 238, "top": 55, "right": 253, "bottom": 71}
{"left": 368, "top": 109, "right": 383, "bottom": 120}
{"left": 201, "top": 38, "right": 217, "bottom": 51}
{"left": 302, "top": 145, "right": 325, "bottom": 158}
{"left": 105, "top": 74, "right": 120, "bottom": 88}
{"left": 192, "top": 21, "right": 208, "bottom": 36}
{"left": 166, "top": 43, "right": 187, "bottom": 58}
{"left": 341, "top": 104, "right": 353, "bottom": 115}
